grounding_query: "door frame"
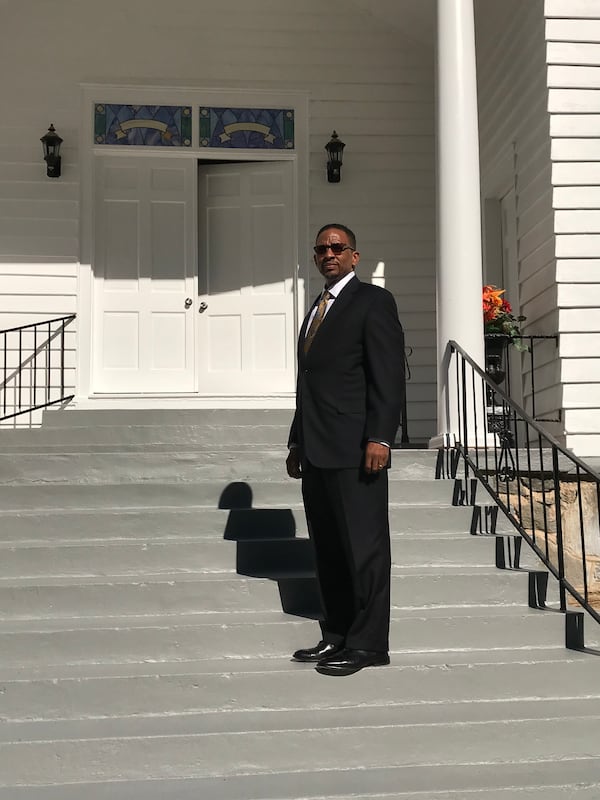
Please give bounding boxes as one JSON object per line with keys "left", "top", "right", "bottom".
{"left": 78, "top": 83, "right": 309, "bottom": 406}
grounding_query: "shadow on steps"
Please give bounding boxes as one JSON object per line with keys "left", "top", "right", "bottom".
{"left": 219, "top": 482, "right": 321, "bottom": 621}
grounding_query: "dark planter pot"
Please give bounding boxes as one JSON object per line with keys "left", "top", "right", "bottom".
{"left": 484, "top": 334, "right": 510, "bottom": 386}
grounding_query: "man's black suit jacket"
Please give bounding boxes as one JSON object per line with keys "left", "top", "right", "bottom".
{"left": 288, "top": 277, "right": 405, "bottom": 469}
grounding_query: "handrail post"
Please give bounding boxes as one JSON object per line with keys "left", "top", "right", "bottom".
{"left": 552, "top": 446, "right": 567, "bottom": 612}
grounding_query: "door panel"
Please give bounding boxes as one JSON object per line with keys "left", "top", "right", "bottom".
{"left": 92, "top": 156, "right": 196, "bottom": 393}
{"left": 198, "top": 161, "right": 296, "bottom": 394}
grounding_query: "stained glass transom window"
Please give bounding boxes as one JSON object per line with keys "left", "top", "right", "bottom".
{"left": 199, "top": 108, "right": 294, "bottom": 149}
{"left": 95, "top": 104, "right": 192, "bottom": 146}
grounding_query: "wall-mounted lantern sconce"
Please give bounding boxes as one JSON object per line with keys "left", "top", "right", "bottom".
{"left": 325, "top": 130, "right": 345, "bottom": 183}
{"left": 40, "top": 124, "right": 63, "bottom": 178}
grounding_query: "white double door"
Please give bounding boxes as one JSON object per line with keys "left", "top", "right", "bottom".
{"left": 92, "top": 155, "right": 296, "bottom": 396}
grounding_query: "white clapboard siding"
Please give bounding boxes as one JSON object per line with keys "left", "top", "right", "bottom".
{"left": 546, "top": 0, "right": 600, "bottom": 17}
{"left": 552, "top": 138, "right": 600, "bottom": 160}
{"left": 564, "top": 409, "right": 600, "bottom": 434}
{"left": 0, "top": 0, "right": 435, "bottom": 438}
{"left": 557, "top": 282, "right": 600, "bottom": 305}
{"left": 520, "top": 261, "right": 556, "bottom": 307}
{"left": 547, "top": 65, "right": 600, "bottom": 87}
{"left": 561, "top": 356, "right": 600, "bottom": 380}
{"left": 564, "top": 383, "right": 600, "bottom": 406}
{"left": 556, "top": 233, "right": 600, "bottom": 256}
{"left": 555, "top": 210, "right": 600, "bottom": 231}
{"left": 553, "top": 162, "right": 600, "bottom": 184}
{"left": 554, "top": 186, "right": 600, "bottom": 206}
{"left": 546, "top": 19, "right": 600, "bottom": 41}
{"left": 477, "top": 0, "right": 560, "bottom": 422}
{"left": 548, "top": 40, "right": 600, "bottom": 64}
{"left": 549, "top": 88, "right": 600, "bottom": 112}
{"left": 556, "top": 258, "right": 600, "bottom": 280}
{"left": 547, "top": 0, "right": 600, "bottom": 448}
{"left": 550, "top": 114, "right": 600, "bottom": 136}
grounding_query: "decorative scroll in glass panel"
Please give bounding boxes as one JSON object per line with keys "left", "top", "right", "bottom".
{"left": 95, "top": 104, "right": 192, "bottom": 146}
{"left": 199, "top": 108, "right": 294, "bottom": 149}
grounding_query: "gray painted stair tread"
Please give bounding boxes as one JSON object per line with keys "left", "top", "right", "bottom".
{"left": 3, "top": 769, "right": 600, "bottom": 800}
{"left": 0, "top": 452, "right": 440, "bottom": 483}
{"left": 3, "top": 767, "right": 600, "bottom": 800}
{"left": 0, "top": 684, "right": 600, "bottom": 743}
{"left": 41, "top": 408, "right": 296, "bottom": 426}
{"left": 0, "top": 576, "right": 556, "bottom": 625}
{"left": 0, "top": 646, "right": 582, "bottom": 683}
{"left": 0, "top": 614, "right": 574, "bottom": 667}
{"left": 1, "top": 410, "right": 599, "bottom": 796}
{"left": 0, "top": 605, "right": 572, "bottom": 633}
{"left": 1, "top": 716, "right": 600, "bottom": 785}
{"left": 0, "top": 479, "right": 454, "bottom": 510}
{"left": 0, "top": 538, "right": 531, "bottom": 577}
{"left": 0, "top": 505, "right": 489, "bottom": 542}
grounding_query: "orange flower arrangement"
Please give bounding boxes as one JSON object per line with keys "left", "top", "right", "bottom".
{"left": 483, "top": 285, "right": 527, "bottom": 349}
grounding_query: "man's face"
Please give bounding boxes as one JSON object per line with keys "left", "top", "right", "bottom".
{"left": 313, "top": 228, "right": 360, "bottom": 287}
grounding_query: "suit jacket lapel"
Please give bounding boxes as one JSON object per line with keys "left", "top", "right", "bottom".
{"left": 299, "top": 277, "right": 360, "bottom": 362}
{"left": 319, "top": 277, "right": 359, "bottom": 331}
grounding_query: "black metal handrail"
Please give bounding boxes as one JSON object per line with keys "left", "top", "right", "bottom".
{"left": 447, "top": 339, "right": 600, "bottom": 648}
{"left": 0, "top": 315, "right": 76, "bottom": 422}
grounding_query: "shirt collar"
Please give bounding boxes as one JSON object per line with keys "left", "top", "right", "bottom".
{"left": 324, "top": 270, "right": 356, "bottom": 299}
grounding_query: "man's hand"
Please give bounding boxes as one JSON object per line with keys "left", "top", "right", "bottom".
{"left": 286, "top": 448, "right": 302, "bottom": 479}
{"left": 364, "top": 441, "right": 389, "bottom": 475}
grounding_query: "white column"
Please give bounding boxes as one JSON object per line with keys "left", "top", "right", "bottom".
{"left": 433, "top": 0, "right": 484, "bottom": 447}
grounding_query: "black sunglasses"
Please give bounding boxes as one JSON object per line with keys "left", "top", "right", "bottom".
{"left": 313, "top": 243, "right": 355, "bottom": 256}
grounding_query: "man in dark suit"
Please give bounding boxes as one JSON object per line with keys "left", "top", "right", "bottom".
{"left": 286, "top": 223, "right": 405, "bottom": 676}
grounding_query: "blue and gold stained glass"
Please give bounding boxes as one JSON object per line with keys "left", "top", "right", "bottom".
{"left": 199, "top": 108, "right": 294, "bottom": 149}
{"left": 94, "top": 104, "right": 192, "bottom": 146}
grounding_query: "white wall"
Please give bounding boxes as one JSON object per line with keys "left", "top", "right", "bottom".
{"left": 476, "top": 0, "right": 561, "bottom": 430}
{"left": 0, "top": 0, "right": 436, "bottom": 439}
{"left": 546, "top": 0, "right": 600, "bottom": 456}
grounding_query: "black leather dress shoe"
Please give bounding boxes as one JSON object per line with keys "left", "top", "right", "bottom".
{"left": 292, "top": 640, "right": 343, "bottom": 662}
{"left": 315, "top": 648, "right": 390, "bottom": 676}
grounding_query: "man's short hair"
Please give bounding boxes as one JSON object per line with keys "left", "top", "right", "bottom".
{"left": 316, "top": 223, "right": 357, "bottom": 250}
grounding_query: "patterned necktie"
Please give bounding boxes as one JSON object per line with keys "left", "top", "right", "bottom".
{"left": 304, "top": 290, "right": 332, "bottom": 353}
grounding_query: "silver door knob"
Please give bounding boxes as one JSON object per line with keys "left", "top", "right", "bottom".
{"left": 199, "top": 302, "right": 208, "bottom": 313}
{"left": 184, "top": 298, "right": 193, "bottom": 309}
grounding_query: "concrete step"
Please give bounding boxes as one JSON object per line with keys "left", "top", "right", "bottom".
{"left": 5, "top": 672, "right": 600, "bottom": 728}
{"left": 3, "top": 768, "right": 600, "bottom": 800}
{"left": 0, "top": 423, "right": 291, "bottom": 447}
{"left": 0, "top": 637, "right": 582, "bottom": 682}
{"left": 1, "top": 710, "right": 599, "bottom": 788}
{"left": 0, "top": 504, "right": 504, "bottom": 544}
{"left": 0, "top": 568, "right": 545, "bottom": 620}
{"left": 0, "top": 535, "right": 538, "bottom": 581}
{"left": 41, "top": 408, "right": 296, "bottom": 427}
{"left": 0, "top": 448, "right": 441, "bottom": 484}
{"left": 0, "top": 609, "right": 570, "bottom": 668}
{"left": 4, "top": 657, "right": 600, "bottom": 724}
{"left": 3, "top": 767, "right": 599, "bottom": 800}
{"left": 0, "top": 411, "right": 595, "bottom": 799}
{"left": 0, "top": 478, "right": 455, "bottom": 511}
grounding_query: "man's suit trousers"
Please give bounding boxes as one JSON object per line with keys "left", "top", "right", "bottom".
{"left": 301, "top": 461, "right": 391, "bottom": 652}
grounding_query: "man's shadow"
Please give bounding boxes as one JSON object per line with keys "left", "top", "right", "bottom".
{"left": 219, "top": 481, "right": 321, "bottom": 619}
